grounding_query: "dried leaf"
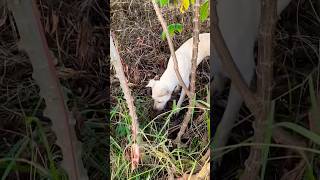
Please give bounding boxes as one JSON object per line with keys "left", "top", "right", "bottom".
{"left": 50, "top": 12, "right": 59, "bottom": 35}
{"left": 77, "top": 18, "right": 90, "bottom": 60}
{"left": 0, "top": 4, "right": 7, "bottom": 27}
{"left": 45, "top": 13, "right": 50, "bottom": 33}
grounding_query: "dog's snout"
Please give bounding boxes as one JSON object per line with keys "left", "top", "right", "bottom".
{"left": 153, "top": 103, "right": 165, "bottom": 111}
{"left": 153, "top": 105, "right": 160, "bottom": 111}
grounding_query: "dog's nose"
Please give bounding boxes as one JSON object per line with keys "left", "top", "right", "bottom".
{"left": 153, "top": 104, "right": 163, "bottom": 111}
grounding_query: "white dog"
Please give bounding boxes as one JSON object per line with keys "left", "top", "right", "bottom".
{"left": 146, "top": 33, "right": 210, "bottom": 110}
{"left": 212, "top": 0, "right": 292, "bottom": 150}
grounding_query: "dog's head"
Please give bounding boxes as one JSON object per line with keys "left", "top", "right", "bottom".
{"left": 146, "top": 79, "right": 172, "bottom": 111}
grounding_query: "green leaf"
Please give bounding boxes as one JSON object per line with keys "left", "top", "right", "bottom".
{"left": 190, "top": 0, "right": 195, "bottom": 5}
{"left": 180, "top": 0, "right": 190, "bottom": 13}
{"left": 304, "top": 165, "right": 316, "bottom": 180}
{"left": 171, "top": 100, "right": 180, "bottom": 114}
{"left": 161, "top": 23, "right": 183, "bottom": 40}
{"left": 157, "top": 0, "right": 169, "bottom": 7}
{"left": 116, "top": 123, "right": 130, "bottom": 138}
{"left": 200, "top": 0, "right": 209, "bottom": 22}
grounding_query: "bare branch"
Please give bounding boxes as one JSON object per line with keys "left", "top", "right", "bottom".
{"left": 174, "top": 0, "right": 201, "bottom": 144}
{"left": 110, "top": 32, "right": 140, "bottom": 170}
{"left": 151, "top": 0, "right": 191, "bottom": 98}
{"left": 240, "top": 0, "right": 278, "bottom": 178}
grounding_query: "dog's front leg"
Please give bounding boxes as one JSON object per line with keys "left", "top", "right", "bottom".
{"left": 213, "top": 85, "right": 243, "bottom": 149}
{"left": 177, "top": 88, "right": 186, "bottom": 108}
{"left": 177, "top": 80, "right": 189, "bottom": 108}
{"left": 174, "top": 85, "right": 181, "bottom": 93}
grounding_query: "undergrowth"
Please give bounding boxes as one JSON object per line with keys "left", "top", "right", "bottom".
{"left": 110, "top": 89, "right": 210, "bottom": 179}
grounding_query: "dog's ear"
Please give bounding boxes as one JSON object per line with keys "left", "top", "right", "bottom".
{"left": 146, "top": 79, "right": 156, "bottom": 88}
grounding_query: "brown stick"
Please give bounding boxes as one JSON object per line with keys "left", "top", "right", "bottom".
{"left": 8, "top": 1, "right": 88, "bottom": 179}
{"left": 211, "top": 0, "right": 261, "bottom": 116}
{"left": 174, "top": 0, "right": 200, "bottom": 144}
{"left": 240, "top": 0, "right": 277, "bottom": 178}
{"left": 110, "top": 32, "right": 140, "bottom": 170}
{"left": 211, "top": 0, "right": 278, "bottom": 178}
{"left": 151, "top": 0, "right": 191, "bottom": 98}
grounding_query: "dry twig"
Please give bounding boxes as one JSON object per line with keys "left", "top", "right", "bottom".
{"left": 110, "top": 32, "right": 140, "bottom": 170}
{"left": 151, "top": 0, "right": 191, "bottom": 98}
{"left": 174, "top": 0, "right": 201, "bottom": 144}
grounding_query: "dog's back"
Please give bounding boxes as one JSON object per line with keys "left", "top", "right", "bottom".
{"left": 165, "top": 33, "right": 210, "bottom": 81}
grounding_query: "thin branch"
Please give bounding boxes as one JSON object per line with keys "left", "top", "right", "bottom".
{"left": 8, "top": 1, "right": 88, "bottom": 179}
{"left": 151, "top": 0, "right": 191, "bottom": 98}
{"left": 110, "top": 32, "right": 140, "bottom": 170}
{"left": 174, "top": 0, "right": 201, "bottom": 144}
{"left": 240, "top": 0, "right": 277, "bottom": 178}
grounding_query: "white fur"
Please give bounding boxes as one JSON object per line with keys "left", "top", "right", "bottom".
{"left": 212, "top": 0, "right": 292, "bottom": 150}
{"left": 147, "top": 33, "right": 210, "bottom": 110}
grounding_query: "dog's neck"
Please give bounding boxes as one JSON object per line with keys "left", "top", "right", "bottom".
{"left": 159, "top": 70, "right": 179, "bottom": 93}
{"left": 157, "top": 33, "right": 210, "bottom": 93}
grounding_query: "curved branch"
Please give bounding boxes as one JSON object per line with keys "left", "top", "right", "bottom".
{"left": 151, "top": 0, "right": 191, "bottom": 98}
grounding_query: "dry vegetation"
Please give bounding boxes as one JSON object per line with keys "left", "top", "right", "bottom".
{"left": 110, "top": 0, "right": 209, "bottom": 99}
{"left": 110, "top": 0, "right": 210, "bottom": 179}
{"left": 0, "top": 0, "right": 319, "bottom": 179}
{"left": 213, "top": 0, "right": 320, "bottom": 179}
{"left": 0, "top": 0, "right": 108, "bottom": 179}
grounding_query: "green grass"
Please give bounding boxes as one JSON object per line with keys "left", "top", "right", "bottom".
{"left": 0, "top": 101, "right": 66, "bottom": 179}
{"left": 0, "top": 88, "right": 109, "bottom": 179}
{"left": 110, "top": 89, "right": 210, "bottom": 179}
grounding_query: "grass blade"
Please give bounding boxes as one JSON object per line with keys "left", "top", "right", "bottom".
{"left": 275, "top": 122, "right": 320, "bottom": 146}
